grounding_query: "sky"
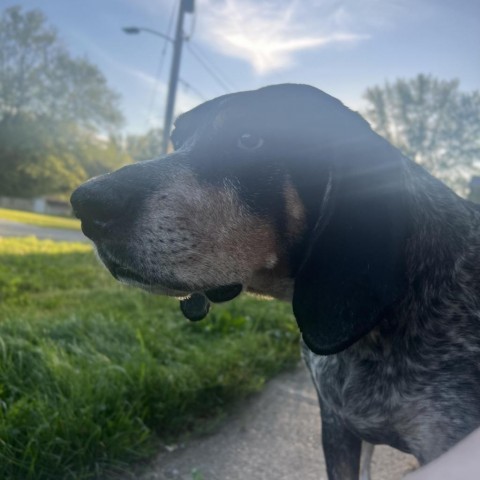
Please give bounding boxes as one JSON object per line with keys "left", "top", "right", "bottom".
{"left": 10, "top": 0, "right": 480, "bottom": 134}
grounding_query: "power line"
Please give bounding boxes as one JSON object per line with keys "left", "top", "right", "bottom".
{"left": 179, "top": 77, "right": 207, "bottom": 101}
{"left": 193, "top": 42, "right": 238, "bottom": 91}
{"left": 187, "top": 41, "right": 237, "bottom": 91}
{"left": 186, "top": 42, "right": 236, "bottom": 94}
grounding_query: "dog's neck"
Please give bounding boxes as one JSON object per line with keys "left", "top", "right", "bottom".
{"left": 246, "top": 261, "right": 294, "bottom": 302}
{"left": 360, "top": 160, "right": 480, "bottom": 347}
{"left": 402, "top": 160, "right": 478, "bottom": 289}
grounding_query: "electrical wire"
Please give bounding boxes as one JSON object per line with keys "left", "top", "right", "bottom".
{"left": 186, "top": 42, "right": 236, "bottom": 94}
{"left": 187, "top": 41, "right": 237, "bottom": 91}
{"left": 179, "top": 78, "right": 208, "bottom": 101}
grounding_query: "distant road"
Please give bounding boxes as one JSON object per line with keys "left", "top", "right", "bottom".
{"left": 0, "top": 218, "right": 88, "bottom": 243}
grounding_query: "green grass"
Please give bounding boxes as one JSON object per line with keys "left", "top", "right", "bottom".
{"left": 0, "top": 208, "right": 80, "bottom": 230}
{"left": 0, "top": 237, "right": 299, "bottom": 480}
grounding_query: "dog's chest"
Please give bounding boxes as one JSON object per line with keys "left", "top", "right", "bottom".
{"left": 302, "top": 344, "right": 414, "bottom": 447}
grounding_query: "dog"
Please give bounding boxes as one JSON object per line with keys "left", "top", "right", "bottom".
{"left": 71, "top": 84, "right": 480, "bottom": 479}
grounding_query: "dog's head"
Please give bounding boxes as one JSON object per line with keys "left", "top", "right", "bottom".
{"left": 71, "top": 84, "right": 409, "bottom": 354}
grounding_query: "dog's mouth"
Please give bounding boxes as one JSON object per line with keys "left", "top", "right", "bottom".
{"left": 96, "top": 247, "right": 243, "bottom": 320}
{"left": 111, "top": 263, "right": 146, "bottom": 285}
{"left": 95, "top": 247, "right": 182, "bottom": 294}
{"left": 104, "top": 258, "right": 190, "bottom": 296}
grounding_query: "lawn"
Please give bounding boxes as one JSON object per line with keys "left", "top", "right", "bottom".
{"left": 0, "top": 237, "right": 299, "bottom": 480}
{"left": 0, "top": 208, "right": 80, "bottom": 230}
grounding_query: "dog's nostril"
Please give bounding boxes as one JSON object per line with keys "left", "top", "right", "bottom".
{"left": 80, "top": 218, "right": 111, "bottom": 240}
{"left": 71, "top": 178, "right": 126, "bottom": 222}
{"left": 70, "top": 178, "right": 129, "bottom": 241}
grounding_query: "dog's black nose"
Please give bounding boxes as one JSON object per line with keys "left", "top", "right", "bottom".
{"left": 70, "top": 174, "right": 127, "bottom": 240}
{"left": 71, "top": 159, "right": 168, "bottom": 240}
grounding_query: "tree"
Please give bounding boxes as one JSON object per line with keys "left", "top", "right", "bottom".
{"left": 0, "top": 6, "right": 125, "bottom": 197}
{"left": 77, "top": 134, "right": 132, "bottom": 179}
{"left": 0, "top": 114, "right": 83, "bottom": 197}
{"left": 363, "top": 74, "right": 480, "bottom": 196}
{"left": 0, "top": 6, "right": 123, "bottom": 129}
{"left": 126, "top": 128, "right": 164, "bottom": 162}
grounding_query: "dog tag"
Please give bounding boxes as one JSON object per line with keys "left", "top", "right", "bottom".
{"left": 180, "top": 293, "right": 210, "bottom": 321}
{"left": 205, "top": 284, "right": 243, "bottom": 303}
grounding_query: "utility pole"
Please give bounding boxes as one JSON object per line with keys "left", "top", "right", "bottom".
{"left": 162, "top": 0, "right": 194, "bottom": 154}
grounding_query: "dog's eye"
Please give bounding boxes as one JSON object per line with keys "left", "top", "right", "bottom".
{"left": 238, "top": 133, "right": 264, "bottom": 151}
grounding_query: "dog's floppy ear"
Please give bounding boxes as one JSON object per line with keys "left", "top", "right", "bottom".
{"left": 292, "top": 136, "right": 409, "bottom": 355}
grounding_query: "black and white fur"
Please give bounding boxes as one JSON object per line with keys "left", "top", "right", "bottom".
{"left": 71, "top": 84, "right": 480, "bottom": 479}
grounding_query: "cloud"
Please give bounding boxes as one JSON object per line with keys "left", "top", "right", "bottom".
{"left": 196, "top": 0, "right": 370, "bottom": 74}
{"left": 122, "top": 0, "right": 412, "bottom": 76}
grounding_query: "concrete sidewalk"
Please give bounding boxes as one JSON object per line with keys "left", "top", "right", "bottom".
{"left": 127, "top": 366, "right": 417, "bottom": 480}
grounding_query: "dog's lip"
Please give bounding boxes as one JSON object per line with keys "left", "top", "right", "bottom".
{"left": 97, "top": 254, "right": 188, "bottom": 296}
{"left": 111, "top": 264, "right": 146, "bottom": 284}
{"left": 205, "top": 284, "right": 243, "bottom": 302}
{"left": 96, "top": 247, "right": 243, "bottom": 300}
{"left": 110, "top": 263, "right": 190, "bottom": 296}
{"left": 96, "top": 248, "right": 156, "bottom": 288}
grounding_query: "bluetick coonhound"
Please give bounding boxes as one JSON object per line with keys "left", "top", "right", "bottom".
{"left": 71, "top": 84, "right": 480, "bottom": 479}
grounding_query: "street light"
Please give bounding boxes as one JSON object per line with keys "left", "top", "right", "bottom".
{"left": 122, "top": 26, "right": 174, "bottom": 44}
{"left": 122, "top": 0, "right": 194, "bottom": 154}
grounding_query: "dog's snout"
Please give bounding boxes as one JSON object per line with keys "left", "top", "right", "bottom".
{"left": 71, "top": 174, "right": 128, "bottom": 239}
{"left": 71, "top": 158, "right": 177, "bottom": 241}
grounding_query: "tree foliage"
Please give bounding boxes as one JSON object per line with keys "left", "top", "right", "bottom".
{"left": 0, "top": 6, "right": 123, "bottom": 129}
{"left": 0, "top": 6, "right": 127, "bottom": 197}
{"left": 77, "top": 134, "right": 132, "bottom": 179}
{"left": 0, "top": 114, "right": 83, "bottom": 197}
{"left": 363, "top": 74, "right": 480, "bottom": 196}
{"left": 126, "top": 128, "right": 164, "bottom": 162}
